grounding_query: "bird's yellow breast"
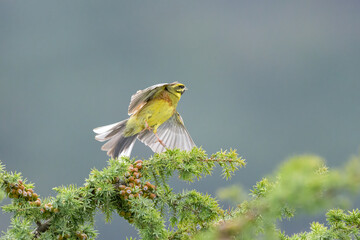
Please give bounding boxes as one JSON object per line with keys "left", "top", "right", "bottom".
{"left": 138, "top": 99, "right": 176, "bottom": 127}
{"left": 124, "top": 90, "right": 180, "bottom": 136}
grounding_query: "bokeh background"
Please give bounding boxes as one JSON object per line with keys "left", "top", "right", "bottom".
{"left": 1, "top": 1, "right": 360, "bottom": 239}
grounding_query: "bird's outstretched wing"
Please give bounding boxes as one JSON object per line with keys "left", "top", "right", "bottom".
{"left": 128, "top": 83, "right": 170, "bottom": 115}
{"left": 137, "top": 112, "right": 195, "bottom": 153}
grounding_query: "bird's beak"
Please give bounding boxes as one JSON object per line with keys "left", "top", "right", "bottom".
{"left": 184, "top": 87, "right": 188, "bottom": 91}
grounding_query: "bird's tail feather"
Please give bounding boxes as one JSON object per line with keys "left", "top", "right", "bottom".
{"left": 93, "top": 120, "right": 137, "bottom": 158}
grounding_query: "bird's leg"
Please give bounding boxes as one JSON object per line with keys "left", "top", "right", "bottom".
{"left": 145, "top": 120, "right": 167, "bottom": 148}
{"left": 144, "top": 120, "right": 151, "bottom": 131}
{"left": 154, "top": 132, "right": 166, "bottom": 148}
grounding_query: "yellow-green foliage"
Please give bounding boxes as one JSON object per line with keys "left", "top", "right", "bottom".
{"left": 0, "top": 147, "right": 244, "bottom": 239}
{"left": 196, "top": 154, "right": 360, "bottom": 240}
{"left": 1, "top": 149, "right": 359, "bottom": 240}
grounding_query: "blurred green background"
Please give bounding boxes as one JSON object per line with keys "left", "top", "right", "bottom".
{"left": 1, "top": 1, "right": 359, "bottom": 238}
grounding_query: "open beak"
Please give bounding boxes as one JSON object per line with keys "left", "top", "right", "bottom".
{"left": 181, "top": 87, "right": 188, "bottom": 95}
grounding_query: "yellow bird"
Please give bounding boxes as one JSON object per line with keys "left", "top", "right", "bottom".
{"left": 93, "top": 82, "right": 195, "bottom": 158}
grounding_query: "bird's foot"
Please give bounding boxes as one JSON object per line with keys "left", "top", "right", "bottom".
{"left": 145, "top": 120, "right": 167, "bottom": 148}
{"left": 157, "top": 137, "right": 166, "bottom": 148}
{"left": 153, "top": 131, "right": 167, "bottom": 147}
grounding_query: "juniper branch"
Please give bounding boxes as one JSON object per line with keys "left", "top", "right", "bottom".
{"left": 0, "top": 147, "right": 245, "bottom": 240}
{"left": 2, "top": 148, "right": 359, "bottom": 240}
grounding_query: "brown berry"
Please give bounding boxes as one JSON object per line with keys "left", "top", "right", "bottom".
{"left": 133, "top": 172, "right": 141, "bottom": 178}
{"left": 134, "top": 179, "right": 141, "bottom": 185}
{"left": 18, "top": 180, "right": 23, "bottom": 185}
{"left": 129, "top": 183, "right": 134, "bottom": 188}
{"left": 149, "top": 193, "right": 156, "bottom": 199}
{"left": 32, "top": 193, "right": 38, "bottom": 200}
{"left": 119, "top": 185, "right": 126, "bottom": 190}
{"left": 134, "top": 193, "right": 139, "bottom": 198}
{"left": 134, "top": 160, "right": 143, "bottom": 164}
{"left": 120, "top": 190, "right": 125, "bottom": 196}
{"left": 133, "top": 168, "right": 138, "bottom": 172}
{"left": 128, "top": 176, "right": 135, "bottom": 182}
{"left": 80, "top": 233, "right": 88, "bottom": 239}
{"left": 143, "top": 186, "right": 149, "bottom": 191}
{"left": 135, "top": 163, "right": 142, "bottom": 170}
{"left": 120, "top": 211, "right": 126, "bottom": 216}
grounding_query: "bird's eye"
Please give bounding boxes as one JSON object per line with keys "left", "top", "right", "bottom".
{"left": 178, "top": 85, "right": 185, "bottom": 89}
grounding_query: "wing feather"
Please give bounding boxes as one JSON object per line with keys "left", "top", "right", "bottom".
{"left": 137, "top": 112, "right": 195, "bottom": 153}
{"left": 128, "top": 83, "right": 169, "bottom": 115}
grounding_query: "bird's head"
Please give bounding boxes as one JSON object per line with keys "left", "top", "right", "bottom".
{"left": 167, "top": 82, "right": 187, "bottom": 97}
